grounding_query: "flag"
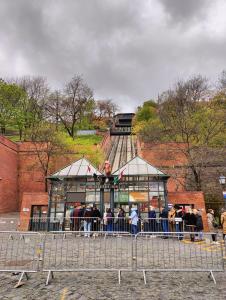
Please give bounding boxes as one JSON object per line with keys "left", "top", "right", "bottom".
{"left": 87, "top": 165, "right": 91, "bottom": 173}
{"left": 114, "top": 168, "right": 126, "bottom": 185}
{"left": 119, "top": 168, "right": 126, "bottom": 180}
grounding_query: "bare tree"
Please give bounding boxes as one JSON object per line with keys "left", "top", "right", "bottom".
{"left": 56, "top": 75, "right": 93, "bottom": 138}
{"left": 29, "top": 123, "right": 72, "bottom": 191}
{"left": 45, "top": 90, "right": 62, "bottom": 130}
{"left": 219, "top": 70, "right": 226, "bottom": 90}
{"left": 155, "top": 76, "right": 226, "bottom": 191}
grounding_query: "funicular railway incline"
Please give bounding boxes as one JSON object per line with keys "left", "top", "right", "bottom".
{"left": 105, "top": 113, "right": 137, "bottom": 172}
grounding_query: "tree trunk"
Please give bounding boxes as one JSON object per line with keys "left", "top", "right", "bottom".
{"left": 191, "top": 165, "right": 202, "bottom": 191}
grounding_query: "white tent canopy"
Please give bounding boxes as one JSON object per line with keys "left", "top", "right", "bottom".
{"left": 112, "top": 156, "right": 168, "bottom": 177}
{"left": 50, "top": 158, "right": 102, "bottom": 178}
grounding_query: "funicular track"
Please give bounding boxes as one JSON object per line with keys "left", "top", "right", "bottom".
{"left": 107, "top": 135, "right": 137, "bottom": 173}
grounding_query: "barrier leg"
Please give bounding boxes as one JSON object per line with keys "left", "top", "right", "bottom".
{"left": 118, "top": 270, "right": 121, "bottom": 285}
{"left": 143, "top": 270, "right": 147, "bottom": 285}
{"left": 208, "top": 271, "right": 216, "bottom": 284}
{"left": 16, "top": 272, "right": 29, "bottom": 287}
{"left": 46, "top": 271, "right": 54, "bottom": 285}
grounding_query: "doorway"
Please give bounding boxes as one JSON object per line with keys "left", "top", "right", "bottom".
{"left": 30, "top": 205, "right": 48, "bottom": 231}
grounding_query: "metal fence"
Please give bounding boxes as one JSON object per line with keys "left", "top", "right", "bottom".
{"left": 28, "top": 217, "right": 185, "bottom": 233}
{"left": 0, "top": 231, "right": 225, "bottom": 286}
{"left": 42, "top": 231, "right": 133, "bottom": 285}
{"left": 135, "top": 232, "right": 225, "bottom": 284}
{"left": 0, "top": 231, "right": 43, "bottom": 286}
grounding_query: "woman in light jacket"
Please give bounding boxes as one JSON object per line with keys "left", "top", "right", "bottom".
{"left": 207, "top": 209, "right": 218, "bottom": 244}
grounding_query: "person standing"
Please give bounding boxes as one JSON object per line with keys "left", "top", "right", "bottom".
{"left": 92, "top": 204, "right": 101, "bottom": 232}
{"left": 220, "top": 209, "right": 226, "bottom": 240}
{"left": 207, "top": 209, "right": 219, "bottom": 244}
{"left": 160, "top": 206, "right": 169, "bottom": 236}
{"left": 129, "top": 207, "right": 138, "bottom": 235}
{"left": 186, "top": 208, "right": 197, "bottom": 242}
{"left": 106, "top": 208, "right": 114, "bottom": 232}
{"left": 174, "top": 205, "right": 184, "bottom": 240}
{"left": 194, "top": 209, "right": 204, "bottom": 241}
{"left": 168, "top": 206, "right": 176, "bottom": 232}
{"left": 148, "top": 206, "right": 156, "bottom": 232}
{"left": 73, "top": 205, "right": 81, "bottom": 231}
{"left": 83, "top": 205, "right": 92, "bottom": 237}
{"left": 117, "top": 207, "right": 125, "bottom": 232}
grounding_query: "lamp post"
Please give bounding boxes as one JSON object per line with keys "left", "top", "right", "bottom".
{"left": 219, "top": 175, "right": 226, "bottom": 208}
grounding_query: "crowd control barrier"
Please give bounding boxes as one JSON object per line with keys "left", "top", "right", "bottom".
{"left": 0, "top": 231, "right": 224, "bottom": 286}
{"left": 135, "top": 232, "right": 225, "bottom": 284}
{"left": 42, "top": 231, "right": 133, "bottom": 285}
{"left": 0, "top": 231, "right": 43, "bottom": 286}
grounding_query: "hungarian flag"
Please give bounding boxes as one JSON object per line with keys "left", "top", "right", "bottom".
{"left": 114, "top": 168, "right": 126, "bottom": 184}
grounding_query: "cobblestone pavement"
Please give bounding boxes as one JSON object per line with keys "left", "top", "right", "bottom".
{"left": 0, "top": 270, "right": 225, "bottom": 300}
{"left": 0, "top": 231, "right": 225, "bottom": 300}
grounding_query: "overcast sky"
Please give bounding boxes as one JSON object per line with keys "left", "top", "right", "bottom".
{"left": 0, "top": 0, "right": 226, "bottom": 112}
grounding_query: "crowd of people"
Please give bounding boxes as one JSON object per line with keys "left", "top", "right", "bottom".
{"left": 66, "top": 203, "right": 226, "bottom": 241}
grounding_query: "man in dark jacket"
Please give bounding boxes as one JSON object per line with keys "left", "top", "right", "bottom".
{"left": 92, "top": 204, "right": 101, "bottom": 232}
{"left": 185, "top": 208, "right": 197, "bottom": 241}
{"left": 148, "top": 206, "right": 156, "bottom": 232}
{"left": 160, "top": 207, "right": 169, "bottom": 236}
{"left": 194, "top": 209, "right": 204, "bottom": 241}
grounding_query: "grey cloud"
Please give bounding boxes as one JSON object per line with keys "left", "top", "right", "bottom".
{"left": 0, "top": 0, "right": 226, "bottom": 112}
{"left": 159, "top": 0, "right": 211, "bottom": 24}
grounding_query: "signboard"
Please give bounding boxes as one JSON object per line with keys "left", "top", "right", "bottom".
{"left": 129, "top": 192, "right": 148, "bottom": 203}
{"left": 223, "top": 191, "right": 226, "bottom": 199}
{"left": 23, "top": 208, "right": 30, "bottom": 212}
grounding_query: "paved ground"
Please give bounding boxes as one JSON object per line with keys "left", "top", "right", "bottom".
{"left": 0, "top": 270, "right": 225, "bottom": 300}
{"left": 0, "top": 231, "right": 225, "bottom": 300}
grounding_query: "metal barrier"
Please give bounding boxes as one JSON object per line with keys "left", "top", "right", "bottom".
{"left": 0, "top": 231, "right": 43, "bottom": 286}
{"left": 135, "top": 232, "right": 225, "bottom": 284}
{"left": 0, "top": 231, "right": 224, "bottom": 286}
{"left": 42, "top": 231, "right": 133, "bottom": 285}
{"left": 27, "top": 216, "right": 183, "bottom": 233}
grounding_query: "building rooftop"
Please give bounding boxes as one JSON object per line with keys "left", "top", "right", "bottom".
{"left": 112, "top": 156, "right": 168, "bottom": 177}
{"left": 49, "top": 158, "right": 102, "bottom": 178}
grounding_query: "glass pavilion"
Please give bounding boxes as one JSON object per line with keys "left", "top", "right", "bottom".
{"left": 47, "top": 156, "right": 169, "bottom": 228}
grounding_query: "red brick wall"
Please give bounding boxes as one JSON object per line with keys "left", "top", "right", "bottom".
{"left": 18, "top": 142, "right": 46, "bottom": 208}
{"left": 0, "top": 136, "right": 19, "bottom": 213}
{"left": 168, "top": 191, "right": 208, "bottom": 231}
{"left": 19, "top": 192, "right": 48, "bottom": 231}
{"left": 139, "top": 141, "right": 188, "bottom": 192}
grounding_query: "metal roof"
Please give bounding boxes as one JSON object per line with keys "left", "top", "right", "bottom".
{"left": 49, "top": 158, "right": 102, "bottom": 178}
{"left": 112, "top": 156, "right": 168, "bottom": 177}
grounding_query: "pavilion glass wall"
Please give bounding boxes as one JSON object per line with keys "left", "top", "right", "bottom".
{"left": 115, "top": 175, "right": 167, "bottom": 217}
{"left": 49, "top": 178, "right": 100, "bottom": 223}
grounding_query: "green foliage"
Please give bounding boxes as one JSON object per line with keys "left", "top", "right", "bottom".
{"left": 135, "top": 100, "right": 158, "bottom": 122}
{"left": 0, "top": 81, "right": 27, "bottom": 134}
{"left": 73, "top": 135, "right": 103, "bottom": 146}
